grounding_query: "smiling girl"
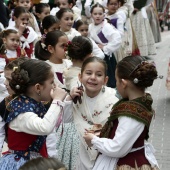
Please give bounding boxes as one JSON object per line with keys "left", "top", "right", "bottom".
{"left": 68, "top": 57, "right": 118, "bottom": 169}
{"left": 56, "top": 8, "right": 81, "bottom": 41}
{"left": 89, "top": 3, "right": 121, "bottom": 88}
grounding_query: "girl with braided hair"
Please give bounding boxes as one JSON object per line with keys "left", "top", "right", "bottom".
{"left": 84, "top": 56, "right": 160, "bottom": 170}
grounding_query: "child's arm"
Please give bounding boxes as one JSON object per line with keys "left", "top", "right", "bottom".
{"left": 9, "top": 87, "right": 67, "bottom": 136}
{"left": 102, "top": 23, "right": 122, "bottom": 55}
{"left": 84, "top": 117, "right": 144, "bottom": 157}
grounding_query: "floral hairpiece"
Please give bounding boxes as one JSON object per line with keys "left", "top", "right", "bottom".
{"left": 64, "top": 41, "right": 72, "bottom": 52}
{"left": 40, "top": 34, "right": 47, "bottom": 50}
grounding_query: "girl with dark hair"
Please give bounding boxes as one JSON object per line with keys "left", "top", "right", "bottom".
{"left": 0, "top": 29, "right": 27, "bottom": 67}
{"left": 105, "top": 0, "right": 134, "bottom": 61}
{"left": 38, "top": 30, "right": 72, "bottom": 87}
{"left": 75, "top": 20, "right": 104, "bottom": 59}
{"left": 8, "top": 0, "right": 41, "bottom": 37}
{"left": 54, "top": 36, "right": 93, "bottom": 170}
{"left": 0, "top": 59, "right": 80, "bottom": 170}
{"left": 34, "top": 15, "right": 60, "bottom": 61}
{"left": 34, "top": 3, "right": 50, "bottom": 32}
{"left": 56, "top": 8, "right": 81, "bottom": 41}
{"left": 84, "top": 56, "right": 159, "bottom": 170}
{"left": 89, "top": 3, "right": 121, "bottom": 88}
{"left": 0, "top": 57, "right": 29, "bottom": 157}
{"left": 7, "top": 6, "right": 38, "bottom": 58}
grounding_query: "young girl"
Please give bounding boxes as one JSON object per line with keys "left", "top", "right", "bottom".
{"left": 7, "top": 6, "right": 38, "bottom": 58}
{"left": 56, "top": 8, "right": 81, "bottom": 41}
{"left": 54, "top": 36, "right": 93, "bottom": 170}
{"left": 0, "top": 57, "right": 29, "bottom": 157}
{"left": 84, "top": 56, "right": 159, "bottom": 170}
{"left": 8, "top": 0, "right": 41, "bottom": 37}
{"left": 0, "top": 29, "right": 27, "bottom": 66}
{"left": 88, "top": 3, "right": 121, "bottom": 88}
{"left": 34, "top": 3, "right": 50, "bottom": 33}
{"left": 75, "top": 20, "right": 105, "bottom": 59}
{"left": 39, "top": 30, "right": 72, "bottom": 87}
{"left": 52, "top": 0, "right": 81, "bottom": 23}
{"left": 34, "top": 15, "right": 60, "bottom": 60}
{"left": 69, "top": 57, "right": 118, "bottom": 169}
{"left": 0, "top": 59, "right": 79, "bottom": 169}
{"left": 105, "top": 0, "right": 134, "bottom": 60}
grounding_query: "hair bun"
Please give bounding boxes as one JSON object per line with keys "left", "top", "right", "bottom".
{"left": 10, "top": 68, "right": 30, "bottom": 94}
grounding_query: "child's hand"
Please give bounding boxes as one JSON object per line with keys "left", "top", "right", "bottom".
{"left": 83, "top": 131, "right": 95, "bottom": 147}
{"left": 18, "top": 23, "right": 27, "bottom": 36}
{"left": 98, "top": 44, "right": 104, "bottom": 50}
{"left": 50, "top": 86, "right": 67, "bottom": 101}
{"left": 71, "top": 86, "right": 83, "bottom": 98}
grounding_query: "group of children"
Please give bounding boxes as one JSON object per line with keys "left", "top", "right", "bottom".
{"left": 0, "top": 0, "right": 162, "bottom": 169}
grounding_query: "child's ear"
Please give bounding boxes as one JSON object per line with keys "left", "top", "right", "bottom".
{"left": 34, "top": 83, "right": 41, "bottom": 95}
{"left": 121, "top": 79, "right": 127, "bottom": 88}
{"left": 44, "top": 29, "right": 48, "bottom": 34}
{"left": 2, "top": 38, "right": 6, "bottom": 44}
{"left": 69, "top": 3, "right": 73, "bottom": 8}
{"left": 13, "top": 16, "right": 17, "bottom": 21}
{"left": 104, "top": 76, "right": 109, "bottom": 86}
{"left": 47, "top": 45, "right": 54, "bottom": 54}
{"left": 78, "top": 73, "right": 82, "bottom": 82}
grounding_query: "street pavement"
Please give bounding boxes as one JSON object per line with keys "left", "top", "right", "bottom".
{"left": 148, "top": 28, "right": 170, "bottom": 170}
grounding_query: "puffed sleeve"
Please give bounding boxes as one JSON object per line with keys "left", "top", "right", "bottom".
{"left": 9, "top": 100, "right": 73, "bottom": 135}
{"left": 90, "top": 38, "right": 105, "bottom": 59}
{"left": 102, "top": 23, "right": 122, "bottom": 55}
{"left": 91, "top": 116, "right": 144, "bottom": 157}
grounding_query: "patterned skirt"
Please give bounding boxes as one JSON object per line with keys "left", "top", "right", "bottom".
{"left": 56, "top": 122, "right": 80, "bottom": 170}
{"left": 131, "top": 12, "right": 156, "bottom": 56}
{"left": 0, "top": 154, "right": 26, "bottom": 170}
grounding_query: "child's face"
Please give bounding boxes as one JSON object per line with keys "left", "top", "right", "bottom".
{"left": 4, "top": 69, "right": 15, "bottom": 95}
{"left": 91, "top": 7, "right": 105, "bottom": 25}
{"left": 44, "top": 23, "right": 60, "bottom": 34}
{"left": 39, "top": 70, "right": 55, "bottom": 101}
{"left": 77, "top": 24, "right": 88, "bottom": 37}
{"left": 107, "top": 0, "right": 120, "bottom": 15}
{"left": 60, "top": 12, "right": 74, "bottom": 32}
{"left": 49, "top": 35, "right": 68, "bottom": 61}
{"left": 17, "top": 0, "right": 31, "bottom": 11}
{"left": 58, "top": 0, "right": 72, "bottom": 9}
{"left": 79, "top": 62, "right": 108, "bottom": 98}
{"left": 3, "top": 33, "right": 20, "bottom": 51}
{"left": 14, "top": 12, "right": 29, "bottom": 28}
{"left": 37, "top": 7, "right": 50, "bottom": 21}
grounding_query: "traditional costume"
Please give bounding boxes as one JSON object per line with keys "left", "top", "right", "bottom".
{"left": 88, "top": 19, "right": 121, "bottom": 88}
{"left": 46, "top": 59, "right": 72, "bottom": 88}
{"left": 146, "top": 4, "right": 161, "bottom": 43}
{"left": 105, "top": 0, "right": 134, "bottom": 61}
{"left": 0, "top": 95, "right": 71, "bottom": 169}
{"left": 54, "top": 66, "right": 81, "bottom": 170}
{"left": 92, "top": 93, "right": 159, "bottom": 170}
{"left": 74, "top": 87, "right": 119, "bottom": 169}
{"left": 62, "top": 28, "right": 81, "bottom": 41}
{"left": 6, "top": 26, "right": 38, "bottom": 58}
{"left": 130, "top": 0, "right": 156, "bottom": 56}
